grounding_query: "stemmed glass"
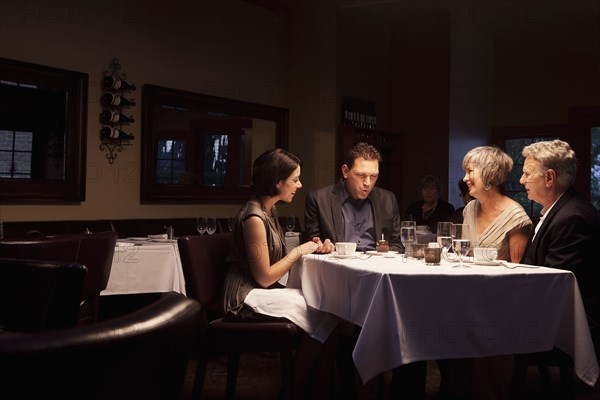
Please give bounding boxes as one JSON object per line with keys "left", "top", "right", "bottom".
{"left": 285, "top": 215, "right": 296, "bottom": 233}
{"left": 437, "top": 221, "right": 454, "bottom": 261}
{"left": 400, "top": 221, "right": 416, "bottom": 258}
{"left": 206, "top": 217, "right": 217, "bottom": 235}
{"left": 227, "top": 216, "right": 236, "bottom": 232}
{"left": 451, "top": 224, "right": 471, "bottom": 268}
{"left": 196, "top": 216, "right": 207, "bottom": 235}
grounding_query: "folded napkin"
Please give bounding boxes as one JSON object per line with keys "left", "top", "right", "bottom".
{"left": 148, "top": 234, "right": 168, "bottom": 240}
{"left": 244, "top": 288, "right": 338, "bottom": 343}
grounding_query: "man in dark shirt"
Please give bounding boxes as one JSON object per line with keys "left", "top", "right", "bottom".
{"left": 303, "top": 142, "right": 424, "bottom": 399}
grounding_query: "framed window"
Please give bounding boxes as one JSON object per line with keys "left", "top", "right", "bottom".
{"left": 141, "top": 84, "right": 288, "bottom": 203}
{"left": 0, "top": 58, "right": 88, "bottom": 203}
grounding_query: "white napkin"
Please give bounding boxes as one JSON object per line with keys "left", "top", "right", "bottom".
{"left": 244, "top": 288, "right": 338, "bottom": 343}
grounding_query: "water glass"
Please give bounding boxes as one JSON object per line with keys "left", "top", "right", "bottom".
{"left": 400, "top": 221, "right": 416, "bottom": 257}
{"left": 451, "top": 224, "right": 471, "bottom": 268}
{"left": 437, "top": 221, "right": 453, "bottom": 260}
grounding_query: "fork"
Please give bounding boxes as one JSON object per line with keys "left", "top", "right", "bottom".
{"left": 501, "top": 261, "right": 539, "bottom": 269}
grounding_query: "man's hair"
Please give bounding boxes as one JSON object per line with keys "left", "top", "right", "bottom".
{"left": 345, "top": 142, "right": 382, "bottom": 169}
{"left": 522, "top": 139, "right": 577, "bottom": 191}
{"left": 252, "top": 148, "right": 302, "bottom": 196}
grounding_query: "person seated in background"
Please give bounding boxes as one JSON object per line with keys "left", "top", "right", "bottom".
{"left": 519, "top": 139, "right": 600, "bottom": 345}
{"left": 449, "top": 180, "right": 474, "bottom": 223}
{"left": 222, "top": 148, "right": 338, "bottom": 400}
{"left": 443, "top": 145, "right": 532, "bottom": 400}
{"left": 303, "top": 142, "right": 425, "bottom": 399}
{"left": 405, "top": 174, "right": 454, "bottom": 233}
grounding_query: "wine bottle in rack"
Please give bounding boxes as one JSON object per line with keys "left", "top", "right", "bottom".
{"left": 101, "top": 93, "right": 136, "bottom": 107}
{"left": 101, "top": 127, "right": 134, "bottom": 141}
{"left": 102, "top": 76, "right": 136, "bottom": 91}
{"left": 100, "top": 110, "right": 134, "bottom": 124}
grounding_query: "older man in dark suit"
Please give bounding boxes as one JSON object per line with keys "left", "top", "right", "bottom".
{"left": 520, "top": 139, "right": 599, "bottom": 307}
{"left": 303, "top": 142, "right": 425, "bottom": 399}
{"left": 303, "top": 142, "right": 402, "bottom": 253}
{"left": 520, "top": 139, "right": 600, "bottom": 365}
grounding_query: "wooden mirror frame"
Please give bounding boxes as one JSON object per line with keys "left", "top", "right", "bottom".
{"left": 0, "top": 58, "right": 88, "bottom": 203}
{"left": 141, "top": 84, "right": 289, "bottom": 203}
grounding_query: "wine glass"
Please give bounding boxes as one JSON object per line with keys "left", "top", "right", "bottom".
{"left": 227, "top": 216, "right": 235, "bottom": 232}
{"left": 400, "top": 221, "right": 416, "bottom": 258}
{"left": 196, "top": 216, "right": 207, "bottom": 235}
{"left": 437, "top": 221, "right": 454, "bottom": 261}
{"left": 451, "top": 224, "right": 471, "bottom": 268}
{"left": 206, "top": 217, "right": 217, "bottom": 235}
{"left": 285, "top": 215, "right": 296, "bottom": 233}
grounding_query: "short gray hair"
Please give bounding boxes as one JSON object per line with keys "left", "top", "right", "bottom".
{"left": 462, "top": 146, "right": 513, "bottom": 187}
{"left": 521, "top": 139, "right": 576, "bottom": 191}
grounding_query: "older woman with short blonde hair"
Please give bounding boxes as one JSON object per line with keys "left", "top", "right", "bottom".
{"left": 461, "top": 146, "right": 532, "bottom": 262}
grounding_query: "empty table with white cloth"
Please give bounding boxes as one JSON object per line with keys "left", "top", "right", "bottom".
{"left": 287, "top": 254, "right": 599, "bottom": 387}
{"left": 102, "top": 240, "right": 186, "bottom": 296}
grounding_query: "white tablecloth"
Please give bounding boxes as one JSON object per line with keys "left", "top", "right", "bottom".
{"left": 287, "top": 254, "right": 599, "bottom": 386}
{"left": 102, "top": 241, "right": 186, "bottom": 296}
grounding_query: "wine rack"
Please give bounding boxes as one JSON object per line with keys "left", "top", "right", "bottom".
{"left": 99, "top": 58, "right": 136, "bottom": 164}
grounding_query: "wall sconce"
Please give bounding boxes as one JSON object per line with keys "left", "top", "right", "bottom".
{"left": 99, "top": 58, "right": 136, "bottom": 164}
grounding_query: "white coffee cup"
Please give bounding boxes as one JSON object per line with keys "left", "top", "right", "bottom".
{"left": 335, "top": 242, "right": 357, "bottom": 255}
{"left": 416, "top": 225, "right": 430, "bottom": 232}
{"left": 473, "top": 247, "right": 498, "bottom": 263}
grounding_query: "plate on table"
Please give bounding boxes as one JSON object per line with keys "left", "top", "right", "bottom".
{"left": 366, "top": 250, "right": 399, "bottom": 256}
{"left": 473, "top": 260, "right": 502, "bottom": 266}
{"left": 128, "top": 237, "right": 150, "bottom": 242}
{"left": 150, "top": 238, "right": 173, "bottom": 243}
{"left": 332, "top": 252, "right": 362, "bottom": 259}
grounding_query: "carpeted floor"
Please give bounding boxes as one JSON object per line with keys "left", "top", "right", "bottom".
{"left": 180, "top": 353, "right": 600, "bottom": 400}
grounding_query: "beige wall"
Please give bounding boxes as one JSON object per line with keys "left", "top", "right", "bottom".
{"left": 0, "top": 0, "right": 305, "bottom": 221}
{"left": 1, "top": 0, "right": 599, "bottom": 225}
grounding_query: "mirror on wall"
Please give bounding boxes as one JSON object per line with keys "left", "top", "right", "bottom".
{"left": 141, "top": 84, "right": 289, "bottom": 203}
{"left": 0, "top": 58, "right": 88, "bottom": 203}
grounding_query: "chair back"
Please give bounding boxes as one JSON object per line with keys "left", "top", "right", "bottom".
{"left": 0, "top": 258, "right": 87, "bottom": 332}
{"left": 76, "top": 231, "right": 118, "bottom": 321}
{"left": 0, "top": 292, "right": 201, "bottom": 400}
{"left": 177, "top": 233, "right": 231, "bottom": 321}
{"left": 0, "top": 236, "right": 81, "bottom": 263}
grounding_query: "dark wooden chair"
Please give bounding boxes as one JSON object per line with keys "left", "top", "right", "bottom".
{"left": 512, "top": 347, "right": 575, "bottom": 399}
{"left": 177, "top": 233, "right": 302, "bottom": 400}
{"left": 0, "top": 257, "right": 87, "bottom": 332}
{"left": 76, "top": 231, "right": 118, "bottom": 323}
{"left": 0, "top": 235, "right": 81, "bottom": 264}
{"left": 0, "top": 232, "right": 118, "bottom": 324}
{"left": 0, "top": 291, "right": 200, "bottom": 400}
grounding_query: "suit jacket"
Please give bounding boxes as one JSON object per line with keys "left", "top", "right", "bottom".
{"left": 521, "top": 187, "right": 600, "bottom": 305}
{"left": 303, "top": 180, "right": 403, "bottom": 252}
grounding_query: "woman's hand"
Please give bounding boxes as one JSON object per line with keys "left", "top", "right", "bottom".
{"left": 311, "top": 237, "right": 335, "bottom": 254}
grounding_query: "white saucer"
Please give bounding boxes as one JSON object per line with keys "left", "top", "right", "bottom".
{"left": 128, "top": 237, "right": 149, "bottom": 242}
{"left": 473, "top": 260, "right": 502, "bottom": 266}
{"left": 366, "top": 250, "right": 399, "bottom": 256}
{"left": 332, "top": 252, "right": 361, "bottom": 259}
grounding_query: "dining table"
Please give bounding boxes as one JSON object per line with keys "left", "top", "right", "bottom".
{"left": 102, "top": 239, "right": 186, "bottom": 296}
{"left": 286, "top": 253, "right": 599, "bottom": 387}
